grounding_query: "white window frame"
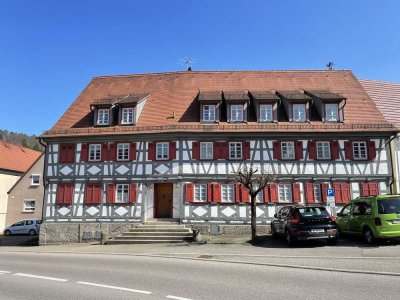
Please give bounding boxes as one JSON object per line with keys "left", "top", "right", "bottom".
{"left": 31, "top": 174, "right": 40, "bottom": 186}
{"left": 316, "top": 141, "right": 331, "bottom": 160}
{"left": 229, "top": 142, "right": 242, "bottom": 160}
{"left": 292, "top": 104, "right": 306, "bottom": 122}
{"left": 97, "top": 109, "right": 110, "bottom": 125}
{"left": 202, "top": 105, "right": 216, "bottom": 122}
{"left": 313, "top": 184, "right": 322, "bottom": 202}
{"left": 117, "top": 143, "right": 130, "bottom": 161}
{"left": 254, "top": 185, "right": 264, "bottom": 203}
{"left": 23, "top": 199, "right": 36, "bottom": 212}
{"left": 281, "top": 142, "right": 295, "bottom": 160}
{"left": 221, "top": 184, "right": 235, "bottom": 203}
{"left": 194, "top": 184, "right": 207, "bottom": 202}
{"left": 353, "top": 142, "right": 367, "bottom": 160}
{"left": 115, "top": 184, "right": 129, "bottom": 203}
{"left": 156, "top": 142, "right": 169, "bottom": 160}
{"left": 89, "top": 144, "right": 101, "bottom": 162}
{"left": 259, "top": 104, "right": 273, "bottom": 122}
{"left": 325, "top": 103, "right": 339, "bottom": 122}
{"left": 121, "top": 107, "right": 134, "bottom": 125}
{"left": 278, "top": 184, "right": 292, "bottom": 202}
{"left": 230, "top": 105, "right": 244, "bottom": 122}
{"left": 200, "top": 142, "right": 213, "bottom": 160}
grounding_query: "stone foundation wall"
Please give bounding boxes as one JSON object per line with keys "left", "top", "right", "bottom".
{"left": 39, "top": 223, "right": 135, "bottom": 245}
{"left": 187, "top": 224, "right": 271, "bottom": 235}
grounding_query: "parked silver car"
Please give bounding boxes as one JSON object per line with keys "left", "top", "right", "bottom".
{"left": 3, "top": 219, "right": 41, "bottom": 236}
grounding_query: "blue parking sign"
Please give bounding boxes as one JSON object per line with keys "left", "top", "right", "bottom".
{"left": 327, "top": 188, "right": 334, "bottom": 197}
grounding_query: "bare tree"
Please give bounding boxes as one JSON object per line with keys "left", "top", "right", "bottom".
{"left": 233, "top": 165, "right": 276, "bottom": 245}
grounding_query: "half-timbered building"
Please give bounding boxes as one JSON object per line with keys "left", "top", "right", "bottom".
{"left": 39, "top": 70, "right": 398, "bottom": 243}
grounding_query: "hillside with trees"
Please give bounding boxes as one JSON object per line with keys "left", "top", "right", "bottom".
{"left": 0, "top": 130, "right": 43, "bottom": 151}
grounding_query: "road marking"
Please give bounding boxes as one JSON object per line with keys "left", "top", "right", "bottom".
{"left": 14, "top": 273, "right": 68, "bottom": 282}
{"left": 0, "top": 270, "right": 11, "bottom": 274}
{"left": 166, "top": 295, "right": 193, "bottom": 300}
{"left": 77, "top": 281, "right": 152, "bottom": 295}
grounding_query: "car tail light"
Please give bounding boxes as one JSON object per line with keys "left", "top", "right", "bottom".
{"left": 326, "top": 229, "right": 337, "bottom": 233}
{"left": 375, "top": 217, "right": 382, "bottom": 226}
{"left": 290, "top": 210, "right": 300, "bottom": 224}
{"left": 330, "top": 216, "right": 336, "bottom": 222}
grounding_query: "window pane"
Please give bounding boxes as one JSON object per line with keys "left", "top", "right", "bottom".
{"left": 316, "top": 142, "right": 331, "bottom": 159}
{"left": 89, "top": 144, "right": 101, "bottom": 161}
{"left": 229, "top": 142, "right": 242, "bottom": 159}
{"left": 221, "top": 184, "right": 234, "bottom": 203}
{"left": 97, "top": 109, "right": 109, "bottom": 125}
{"left": 281, "top": 142, "right": 295, "bottom": 159}
{"left": 260, "top": 105, "right": 273, "bottom": 122}
{"left": 203, "top": 105, "right": 216, "bottom": 121}
{"left": 325, "top": 104, "right": 338, "bottom": 121}
{"left": 353, "top": 142, "right": 367, "bottom": 160}
{"left": 200, "top": 142, "right": 213, "bottom": 159}
{"left": 117, "top": 144, "right": 129, "bottom": 160}
{"left": 231, "top": 105, "right": 244, "bottom": 122}
{"left": 293, "top": 104, "right": 306, "bottom": 122}
{"left": 156, "top": 143, "right": 169, "bottom": 159}
{"left": 122, "top": 108, "right": 133, "bottom": 124}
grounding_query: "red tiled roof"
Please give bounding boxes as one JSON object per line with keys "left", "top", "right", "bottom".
{"left": 359, "top": 80, "right": 400, "bottom": 128}
{"left": 0, "top": 142, "right": 42, "bottom": 173}
{"left": 42, "top": 70, "right": 395, "bottom": 138}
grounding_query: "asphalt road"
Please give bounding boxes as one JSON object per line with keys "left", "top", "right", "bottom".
{"left": 0, "top": 251, "right": 399, "bottom": 300}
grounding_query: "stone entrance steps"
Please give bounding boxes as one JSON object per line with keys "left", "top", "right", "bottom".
{"left": 106, "top": 220, "right": 193, "bottom": 244}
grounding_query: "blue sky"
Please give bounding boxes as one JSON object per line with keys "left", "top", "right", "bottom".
{"left": 0, "top": 0, "right": 399, "bottom": 135}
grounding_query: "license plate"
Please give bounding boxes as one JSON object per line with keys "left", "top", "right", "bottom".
{"left": 311, "top": 229, "right": 324, "bottom": 233}
{"left": 392, "top": 220, "right": 399, "bottom": 224}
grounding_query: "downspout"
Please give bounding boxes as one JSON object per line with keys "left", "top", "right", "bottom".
{"left": 39, "top": 138, "right": 47, "bottom": 220}
{"left": 388, "top": 133, "right": 400, "bottom": 194}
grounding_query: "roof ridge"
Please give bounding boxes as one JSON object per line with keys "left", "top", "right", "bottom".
{"left": 360, "top": 79, "right": 400, "bottom": 85}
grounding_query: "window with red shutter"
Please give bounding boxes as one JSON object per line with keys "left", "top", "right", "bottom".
{"left": 367, "top": 141, "right": 376, "bottom": 160}
{"left": 269, "top": 183, "right": 279, "bottom": 203}
{"left": 80, "top": 144, "right": 88, "bottom": 162}
{"left": 292, "top": 183, "right": 301, "bottom": 203}
{"left": 59, "top": 144, "right": 75, "bottom": 164}
{"left": 57, "top": 183, "right": 74, "bottom": 205}
{"left": 221, "top": 142, "right": 228, "bottom": 160}
{"left": 308, "top": 141, "right": 316, "bottom": 160}
{"left": 344, "top": 141, "right": 353, "bottom": 160}
{"left": 243, "top": 141, "right": 251, "bottom": 160}
{"left": 272, "top": 141, "right": 281, "bottom": 160}
{"left": 184, "top": 183, "right": 194, "bottom": 202}
{"left": 106, "top": 184, "right": 116, "bottom": 204}
{"left": 305, "top": 182, "right": 315, "bottom": 204}
{"left": 333, "top": 183, "right": 343, "bottom": 204}
{"left": 234, "top": 183, "right": 241, "bottom": 203}
{"left": 321, "top": 183, "right": 329, "bottom": 203}
{"left": 148, "top": 142, "right": 156, "bottom": 161}
{"left": 129, "top": 183, "right": 137, "bottom": 203}
{"left": 341, "top": 183, "right": 351, "bottom": 203}
{"left": 263, "top": 185, "right": 270, "bottom": 203}
{"left": 212, "top": 183, "right": 221, "bottom": 203}
{"left": 360, "top": 182, "right": 369, "bottom": 197}
{"left": 169, "top": 141, "right": 176, "bottom": 160}
{"left": 330, "top": 140, "right": 340, "bottom": 160}
{"left": 101, "top": 143, "right": 108, "bottom": 161}
{"left": 85, "top": 183, "right": 102, "bottom": 204}
{"left": 295, "top": 141, "right": 303, "bottom": 160}
{"left": 192, "top": 142, "right": 200, "bottom": 160}
{"left": 130, "top": 143, "right": 137, "bottom": 161}
{"left": 213, "top": 142, "right": 221, "bottom": 160}
{"left": 368, "top": 182, "right": 379, "bottom": 196}
{"left": 207, "top": 183, "right": 212, "bottom": 203}
{"left": 108, "top": 143, "right": 116, "bottom": 162}
{"left": 240, "top": 185, "right": 250, "bottom": 203}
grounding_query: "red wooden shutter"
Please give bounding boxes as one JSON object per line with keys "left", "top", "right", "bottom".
{"left": 305, "top": 183, "right": 315, "bottom": 204}
{"left": 368, "top": 182, "right": 379, "bottom": 196}
{"left": 321, "top": 183, "right": 329, "bottom": 203}
{"left": 221, "top": 142, "right": 229, "bottom": 160}
{"left": 295, "top": 141, "right": 303, "bottom": 160}
{"left": 80, "top": 144, "right": 88, "bottom": 162}
{"left": 292, "top": 183, "right": 301, "bottom": 203}
{"left": 234, "top": 183, "right": 241, "bottom": 203}
{"left": 333, "top": 183, "right": 343, "bottom": 204}
{"left": 308, "top": 141, "right": 316, "bottom": 160}
{"left": 169, "top": 141, "right": 176, "bottom": 160}
{"left": 101, "top": 143, "right": 108, "bottom": 161}
{"left": 129, "top": 183, "right": 137, "bottom": 203}
{"left": 243, "top": 141, "right": 251, "bottom": 160}
{"left": 269, "top": 183, "right": 279, "bottom": 203}
{"left": 344, "top": 141, "right": 352, "bottom": 160}
{"left": 60, "top": 145, "right": 67, "bottom": 163}
{"left": 360, "top": 182, "right": 369, "bottom": 196}
{"left": 192, "top": 142, "right": 200, "bottom": 160}
{"left": 84, "top": 184, "right": 92, "bottom": 204}
{"left": 106, "top": 184, "right": 115, "bottom": 204}
{"left": 207, "top": 183, "right": 212, "bottom": 203}
{"left": 331, "top": 140, "right": 339, "bottom": 160}
{"left": 184, "top": 183, "right": 194, "bottom": 202}
{"left": 92, "top": 183, "right": 102, "bottom": 204}
{"left": 64, "top": 184, "right": 74, "bottom": 205}
{"left": 212, "top": 183, "right": 221, "bottom": 203}
{"left": 108, "top": 143, "right": 116, "bottom": 162}
{"left": 56, "top": 184, "right": 65, "bottom": 205}
{"left": 273, "top": 141, "right": 281, "bottom": 160}
{"left": 240, "top": 185, "right": 250, "bottom": 203}
{"left": 263, "top": 185, "right": 270, "bottom": 203}
{"left": 130, "top": 143, "right": 137, "bottom": 161}
{"left": 148, "top": 142, "right": 156, "bottom": 161}
{"left": 68, "top": 144, "right": 75, "bottom": 163}
{"left": 214, "top": 142, "right": 221, "bottom": 159}
{"left": 342, "top": 183, "right": 351, "bottom": 203}
{"left": 368, "top": 140, "right": 376, "bottom": 160}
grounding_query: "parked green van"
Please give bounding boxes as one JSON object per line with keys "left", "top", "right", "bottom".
{"left": 336, "top": 195, "right": 400, "bottom": 244}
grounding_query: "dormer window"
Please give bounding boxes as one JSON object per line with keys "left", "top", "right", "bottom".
{"left": 202, "top": 105, "right": 216, "bottom": 122}
{"left": 97, "top": 109, "right": 110, "bottom": 126}
{"left": 121, "top": 107, "right": 134, "bottom": 125}
{"left": 292, "top": 104, "right": 306, "bottom": 122}
{"left": 325, "top": 103, "right": 339, "bottom": 122}
{"left": 259, "top": 104, "right": 273, "bottom": 122}
{"left": 231, "top": 105, "right": 244, "bottom": 122}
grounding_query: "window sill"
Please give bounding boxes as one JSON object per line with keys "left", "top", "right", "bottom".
{"left": 22, "top": 211, "right": 35, "bottom": 213}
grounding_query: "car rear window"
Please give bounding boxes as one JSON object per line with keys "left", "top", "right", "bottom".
{"left": 378, "top": 198, "right": 400, "bottom": 214}
{"left": 296, "top": 207, "right": 329, "bottom": 218}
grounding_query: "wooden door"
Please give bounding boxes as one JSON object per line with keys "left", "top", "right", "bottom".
{"left": 154, "top": 183, "right": 173, "bottom": 218}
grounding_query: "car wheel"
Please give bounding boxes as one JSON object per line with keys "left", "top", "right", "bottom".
{"left": 29, "top": 229, "right": 36, "bottom": 236}
{"left": 271, "top": 225, "right": 278, "bottom": 239}
{"left": 363, "top": 228, "right": 375, "bottom": 244}
{"left": 4, "top": 230, "right": 11, "bottom": 236}
{"left": 327, "top": 237, "right": 338, "bottom": 246}
{"left": 285, "top": 231, "right": 296, "bottom": 247}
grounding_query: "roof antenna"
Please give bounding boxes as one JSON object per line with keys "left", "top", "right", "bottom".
{"left": 179, "top": 57, "right": 196, "bottom": 71}
{"left": 326, "top": 61, "right": 334, "bottom": 70}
